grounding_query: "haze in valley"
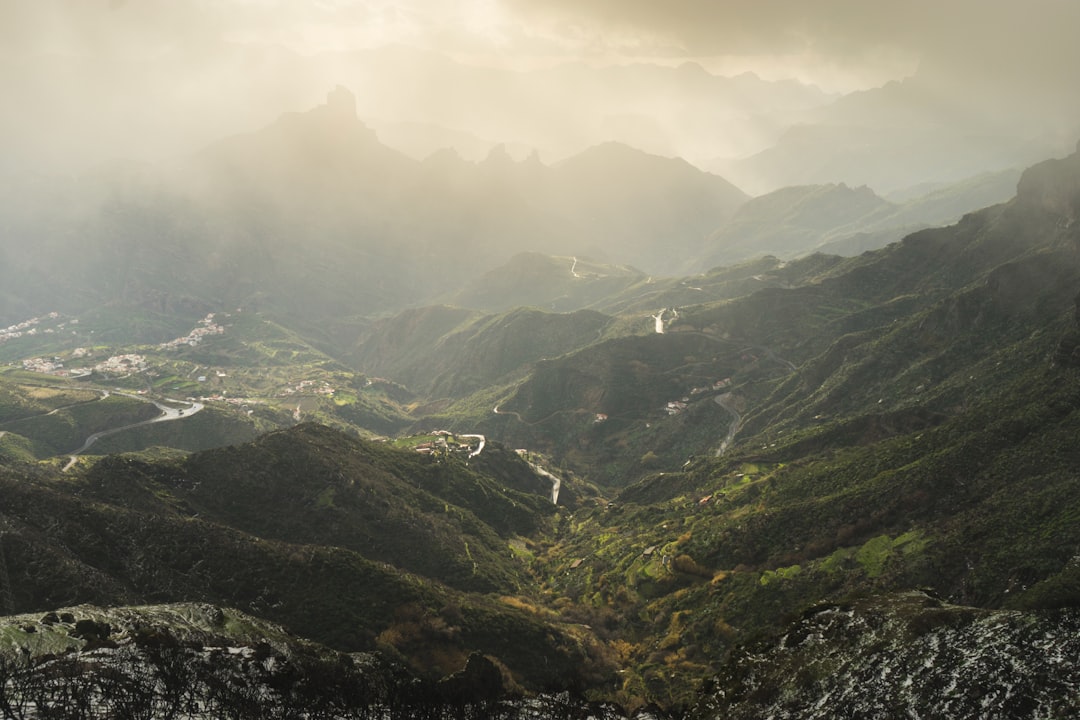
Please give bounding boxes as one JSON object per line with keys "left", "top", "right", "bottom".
{"left": 3, "top": 0, "right": 1080, "bottom": 325}
{"left": 7, "top": 5, "right": 1080, "bottom": 716}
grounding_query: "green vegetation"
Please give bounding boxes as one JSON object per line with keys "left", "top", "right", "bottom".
{"left": 2, "top": 147, "right": 1080, "bottom": 714}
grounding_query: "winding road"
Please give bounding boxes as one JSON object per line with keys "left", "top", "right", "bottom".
{"left": 492, "top": 404, "right": 525, "bottom": 422}
{"left": 570, "top": 256, "right": 581, "bottom": 278}
{"left": 712, "top": 342, "right": 796, "bottom": 456}
{"left": 459, "top": 433, "right": 486, "bottom": 458}
{"left": 748, "top": 343, "right": 798, "bottom": 373}
{"left": 62, "top": 393, "right": 204, "bottom": 471}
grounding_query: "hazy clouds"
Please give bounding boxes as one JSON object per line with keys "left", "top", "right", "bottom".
{"left": 6, "top": 0, "right": 1079, "bottom": 84}
{"left": 2, "top": 0, "right": 1079, "bottom": 178}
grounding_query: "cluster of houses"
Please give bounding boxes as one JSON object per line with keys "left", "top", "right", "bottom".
{"left": 94, "top": 354, "right": 148, "bottom": 375}
{"left": 20, "top": 350, "right": 92, "bottom": 378}
{"left": 280, "top": 379, "right": 335, "bottom": 397}
{"left": 664, "top": 378, "right": 733, "bottom": 416}
{"left": 414, "top": 430, "right": 480, "bottom": 457}
{"left": 21, "top": 357, "right": 68, "bottom": 375}
{"left": 1, "top": 312, "right": 62, "bottom": 345}
{"left": 665, "top": 399, "right": 689, "bottom": 416}
{"left": 157, "top": 313, "right": 225, "bottom": 350}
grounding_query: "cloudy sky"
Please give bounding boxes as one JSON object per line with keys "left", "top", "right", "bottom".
{"left": 10, "top": 0, "right": 1078, "bottom": 85}
{"left": 2, "top": 0, "right": 1078, "bottom": 176}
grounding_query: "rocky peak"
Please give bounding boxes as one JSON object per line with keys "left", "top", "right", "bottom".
{"left": 325, "top": 84, "right": 358, "bottom": 121}
{"left": 480, "top": 143, "right": 515, "bottom": 169}
{"left": 1015, "top": 142, "right": 1080, "bottom": 225}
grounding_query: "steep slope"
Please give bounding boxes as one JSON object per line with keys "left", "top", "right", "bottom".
{"left": 700, "top": 183, "right": 894, "bottom": 267}
{"left": 349, "top": 305, "right": 482, "bottom": 384}
{"left": 448, "top": 252, "right": 647, "bottom": 313}
{"left": 513, "top": 144, "right": 1080, "bottom": 706}
{"left": 0, "top": 425, "right": 600, "bottom": 689}
{"left": 711, "top": 65, "right": 1076, "bottom": 195}
{"left": 79, "top": 424, "right": 552, "bottom": 593}
{"left": 546, "top": 143, "right": 749, "bottom": 274}
{"left": 699, "top": 169, "right": 1024, "bottom": 270}
{"left": 352, "top": 305, "right": 614, "bottom": 400}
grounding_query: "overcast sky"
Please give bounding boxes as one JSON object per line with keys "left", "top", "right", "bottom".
{"left": 2, "top": 0, "right": 1078, "bottom": 174}
{"left": 9, "top": 0, "right": 1079, "bottom": 86}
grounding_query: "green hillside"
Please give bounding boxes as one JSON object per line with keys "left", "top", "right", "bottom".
{"left": 0, "top": 426, "right": 605, "bottom": 690}
{"left": 352, "top": 305, "right": 613, "bottom": 400}
{"left": 2, "top": 143, "right": 1080, "bottom": 715}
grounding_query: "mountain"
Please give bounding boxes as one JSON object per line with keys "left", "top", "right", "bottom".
{"left": 0, "top": 90, "right": 751, "bottom": 330}
{"left": 493, "top": 142, "right": 1080, "bottom": 705}
{"left": 341, "top": 47, "right": 834, "bottom": 168}
{"left": 546, "top": 143, "right": 748, "bottom": 273}
{"left": 0, "top": 423, "right": 607, "bottom": 690}
{"left": 699, "top": 183, "right": 894, "bottom": 267}
{"left": 446, "top": 252, "right": 648, "bottom": 313}
{"left": 351, "top": 304, "right": 613, "bottom": 401}
{"left": 698, "top": 168, "right": 1026, "bottom": 270}
{"left": 5, "top": 109, "right": 1080, "bottom": 713}
{"left": 711, "top": 71, "right": 1077, "bottom": 195}
{"left": 812, "top": 167, "right": 1026, "bottom": 256}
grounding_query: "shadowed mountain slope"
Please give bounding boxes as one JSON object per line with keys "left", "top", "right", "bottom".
{"left": 0, "top": 423, "right": 599, "bottom": 689}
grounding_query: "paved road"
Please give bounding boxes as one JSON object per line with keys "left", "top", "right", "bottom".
{"left": 63, "top": 395, "right": 204, "bottom": 471}
{"left": 493, "top": 405, "right": 525, "bottom": 422}
{"left": 459, "top": 433, "right": 486, "bottom": 458}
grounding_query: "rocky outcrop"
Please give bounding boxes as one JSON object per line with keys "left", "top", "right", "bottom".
{"left": 1015, "top": 141, "right": 1080, "bottom": 226}
{"left": 692, "top": 591, "right": 1080, "bottom": 719}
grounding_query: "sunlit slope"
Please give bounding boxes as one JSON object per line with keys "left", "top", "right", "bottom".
{"left": 352, "top": 305, "right": 613, "bottom": 400}
{"left": 431, "top": 146, "right": 1078, "bottom": 488}
{"left": 510, "top": 145, "right": 1080, "bottom": 704}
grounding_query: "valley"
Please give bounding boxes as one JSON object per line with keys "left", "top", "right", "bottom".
{"left": 3, "top": 0, "right": 1080, "bottom": 703}
{"left": 2, "top": 142, "right": 1080, "bottom": 717}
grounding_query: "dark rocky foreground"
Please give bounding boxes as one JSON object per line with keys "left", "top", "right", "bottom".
{"left": 0, "top": 603, "right": 663, "bottom": 719}
{"left": 692, "top": 590, "right": 1080, "bottom": 719}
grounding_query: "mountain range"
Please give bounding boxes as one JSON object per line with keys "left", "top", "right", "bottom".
{"left": 2, "top": 84, "right": 1080, "bottom": 716}
{"left": 0, "top": 87, "right": 1031, "bottom": 333}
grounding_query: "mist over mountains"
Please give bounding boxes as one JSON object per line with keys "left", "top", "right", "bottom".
{"left": 4, "top": 85, "right": 751, "bottom": 324}
{"left": 3, "top": 137, "right": 1080, "bottom": 716}
{"left": 4, "top": 3, "right": 1080, "bottom": 716}
{"left": 0, "top": 83, "right": 1038, "bottom": 330}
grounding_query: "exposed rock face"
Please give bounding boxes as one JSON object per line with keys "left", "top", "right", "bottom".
{"left": 693, "top": 591, "right": 1080, "bottom": 719}
{"left": 1016, "top": 141, "right": 1080, "bottom": 224}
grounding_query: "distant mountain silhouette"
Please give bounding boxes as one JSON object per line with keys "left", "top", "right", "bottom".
{"left": 697, "top": 169, "right": 1024, "bottom": 270}
{"left": 711, "top": 74, "right": 1076, "bottom": 195}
